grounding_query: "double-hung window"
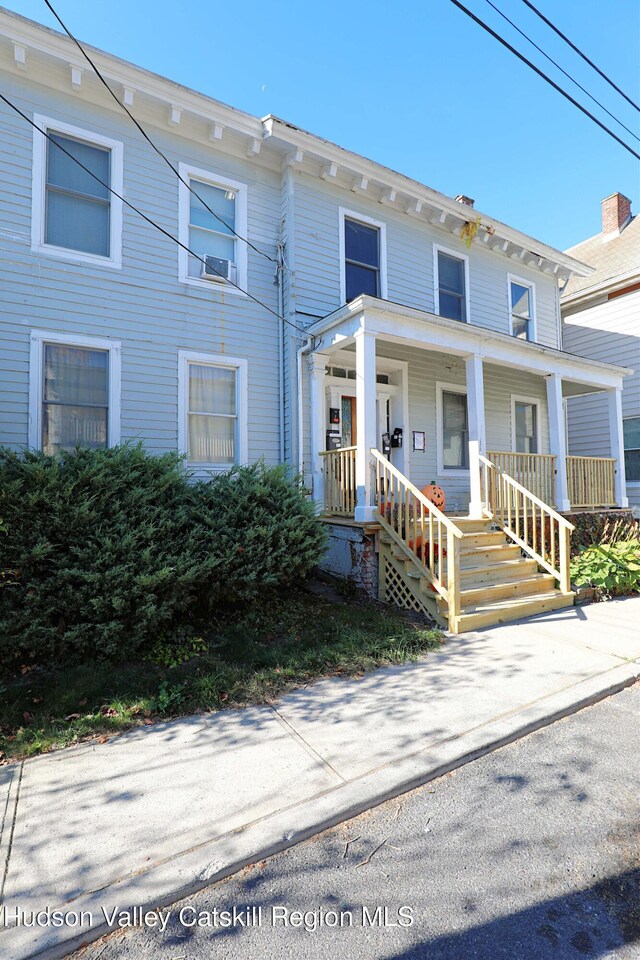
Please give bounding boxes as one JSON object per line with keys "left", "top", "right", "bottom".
{"left": 29, "top": 331, "right": 121, "bottom": 455}
{"left": 623, "top": 417, "right": 640, "bottom": 483}
{"left": 435, "top": 247, "right": 468, "bottom": 322}
{"left": 513, "top": 397, "right": 539, "bottom": 454}
{"left": 32, "top": 116, "right": 123, "bottom": 266}
{"left": 178, "top": 351, "right": 248, "bottom": 468}
{"left": 341, "top": 210, "right": 386, "bottom": 304}
{"left": 178, "top": 164, "right": 247, "bottom": 289}
{"left": 438, "top": 385, "right": 469, "bottom": 473}
{"left": 509, "top": 277, "right": 535, "bottom": 341}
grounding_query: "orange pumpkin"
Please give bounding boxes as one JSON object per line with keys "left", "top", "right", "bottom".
{"left": 422, "top": 480, "right": 446, "bottom": 510}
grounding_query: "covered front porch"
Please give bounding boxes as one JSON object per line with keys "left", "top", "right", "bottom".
{"left": 305, "top": 296, "right": 630, "bottom": 521}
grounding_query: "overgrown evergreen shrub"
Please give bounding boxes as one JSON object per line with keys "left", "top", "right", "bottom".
{"left": 0, "top": 447, "right": 326, "bottom": 667}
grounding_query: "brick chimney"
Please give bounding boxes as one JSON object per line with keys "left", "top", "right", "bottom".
{"left": 455, "top": 194, "right": 475, "bottom": 207}
{"left": 601, "top": 192, "right": 631, "bottom": 238}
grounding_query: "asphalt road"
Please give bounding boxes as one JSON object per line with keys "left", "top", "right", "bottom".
{"left": 73, "top": 684, "right": 640, "bottom": 960}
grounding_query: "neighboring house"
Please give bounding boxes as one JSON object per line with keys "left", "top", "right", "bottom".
{"left": 0, "top": 9, "right": 632, "bottom": 631}
{"left": 562, "top": 194, "right": 639, "bottom": 515}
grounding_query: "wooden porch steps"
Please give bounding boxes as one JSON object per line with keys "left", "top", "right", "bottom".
{"left": 378, "top": 517, "right": 574, "bottom": 632}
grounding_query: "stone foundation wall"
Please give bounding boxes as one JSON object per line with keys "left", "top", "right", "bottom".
{"left": 317, "top": 522, "right": 378, "bottom": 597}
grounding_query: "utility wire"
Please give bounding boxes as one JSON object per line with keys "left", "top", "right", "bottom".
{"left": 42, "top": 0, "right": 280, "bottom": 265}
{"left": 0, "top": 93, "right": 309, "bottom": 337}
{"left": 448, "top": 0, "right": 640, "bottom": 161}
{"left": 519, "top": 0, "right": 640, "bottom": 113}
{"left": 482, "top": 0, "right": 640, "bottom": 143}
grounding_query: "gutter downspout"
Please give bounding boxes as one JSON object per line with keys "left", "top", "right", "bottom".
{"left": 276, "top": 237, "right": 285, "bottom": 463}
{"left": 297, "top": 337, "right": 313, "bottom": 475}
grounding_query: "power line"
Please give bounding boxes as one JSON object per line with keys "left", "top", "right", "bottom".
{"left": 519, "top": 0, "right": 640, "bottom": 113}
{"left": 448, "top": 0, "right": 640, "bottom": 161}
{"left": 482, "top": 0, "right": 640, "bottom": 143}
{"left": 0, "top": 92, "right": 310, "bottom": 338}
{"left": 41, "top": 0, "right": 280, "bottom": 266}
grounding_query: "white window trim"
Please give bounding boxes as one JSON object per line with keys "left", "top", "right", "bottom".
{"left": 623, "top": 416, "right": 640, "bottom": 487}
{"left": 436, "top": 381, "right": 469, "bottom": 477}
{"left": 507, "top": 274, "right": 537, "bottom": 342}
{"left": 31, "top": 115, "right": 123, "bottom": 269}
{"left": 178, "top": 350, "right": 248, "bottom": 469}
{"left": 511, "top": 394, "right": 542, "bottom": 454}
{"left": 28, "top": 329, "right": 122, "bottom": 451}
{"left": 433, "top": 244, "right": 471, "bottom": 324}
{"left": 177, "top": 163, "right": 248, "bottom": 294}
{"left": 339, "top": 207, "right": 388, "bottom": 305}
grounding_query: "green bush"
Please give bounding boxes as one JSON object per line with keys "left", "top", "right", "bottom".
{"left": 570, "top": 541, "right": 640, "bottom": 597}
{"left": 0, "top": 447, "right": 326, "bottom": 667}
{"left": 568, "top": 511, "right": 639, "bottom": 556}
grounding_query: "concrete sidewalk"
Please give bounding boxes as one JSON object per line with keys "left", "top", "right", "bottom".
{"left": 2, "top": 597, "right": 639, "bottom": 960}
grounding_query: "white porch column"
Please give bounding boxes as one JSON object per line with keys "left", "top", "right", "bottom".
{"left": 608, "top": 386, "right": 628, "bottom": 508}
{"left": 309, "top": 352, "right": 328, "bottom": 511}
{"left": 546, "top": 373, "right": 570, "bottom": 512}
{"left": 465, "top": 354, "right": 486, "bottom": 518}
{"left": 354, "top": 330, "right": 377, "bottom": 522}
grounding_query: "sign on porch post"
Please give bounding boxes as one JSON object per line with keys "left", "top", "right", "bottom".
{"left": 354, "top": 330, "right": 377, "bottom": 522}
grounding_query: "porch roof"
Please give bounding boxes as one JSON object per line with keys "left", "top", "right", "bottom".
{"left": 307, "top": 295, "right": 632, "bottom": 394}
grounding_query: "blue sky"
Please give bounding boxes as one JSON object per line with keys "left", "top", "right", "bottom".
{"left": 6, "top": 0, "right": 639, "bottom": 249}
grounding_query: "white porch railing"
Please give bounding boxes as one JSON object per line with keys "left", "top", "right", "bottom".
{"left": 480, "top": 454, "right": 574, "bottom": 593}
{"left": 567, "top": 456, "right": 616, "bottom": 509}
{"left": 372, "top": 448, "right": 464, "bottom": 620}
{"left": 319, "top": 446, "right": 357, "bottom": 516}
{"left": 487, "top": 451, "right": 556, "bottom": 507}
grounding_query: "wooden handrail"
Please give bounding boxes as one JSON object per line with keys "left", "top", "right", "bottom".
{"left": 487, "top": 451, "right": 556, "bottom": 506}
{"left": 371, "top": 449, "right": 463, "bottom": 612}
{"left": 480, "top": 454, "right": 574, "bottom": 593}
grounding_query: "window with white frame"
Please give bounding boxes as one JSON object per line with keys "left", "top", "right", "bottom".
{"left": 178, "top": 352, "right": 248, "bottom": 467}
{"left": 435, "top": 247, "right": 468, "bottom": 323}
{"left": 623, "top": 417, "right": 640, "bottom": 482}
{"left": 32, "top": 116, "right": 123, "bottom": 266}
{"left": 178, "top": 164, "right": 247, "bottom": 288}
{"left": 29, "top": 331, "right": 121, "bottom": 455}
{"left": 437, "top": 385, "right": 469, "bottom": 472}
{"left": 513, "top": 398, "right": 539, "bottom": 453}
{"left": 340, "top": 209, "right": 387, "bottom": 304}
{"left": 509, "top": 277, "right": 535, "bottom": 341}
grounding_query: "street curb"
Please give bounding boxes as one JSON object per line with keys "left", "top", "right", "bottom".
{"left": 7, "top": 660, "right": 639, "bottom": 960}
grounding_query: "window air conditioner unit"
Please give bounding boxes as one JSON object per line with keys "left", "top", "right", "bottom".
{"left": 201, "top": 256, "right": 232, "bottom": 282}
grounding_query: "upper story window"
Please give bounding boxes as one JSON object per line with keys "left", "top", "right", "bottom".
{"left": 340, "top": 209, "right": 387, "bottom": 304}
{"left": 509, "top": 276, "right": 536, "bottom": 341}
{"left": 623, "top": 417, "right": 640, "bottom": 483}
{"left": 178, "top": 164, "right": 248, "bottom": 291}
{"left": 29, "top": 331, "right": 121, "bottom": 455}
{"left": 512, "top": 396, "right": 540, "bottom": 454}
{"left": 178, "top": 351, "right": 248, "bottom": 468}
{"left": 435, "top": 246, "right": 468, "bottom": 323}
{"left": 32, "top": 116, "right": 123, "bottom": 268}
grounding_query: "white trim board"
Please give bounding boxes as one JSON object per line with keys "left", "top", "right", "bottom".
{"left": 31, "top": 114, "right": 124, "bottom": 269}
{"left": 339, "top": 207, "right": 388, "bottom": 305}
{"left": 511, "top": 394, "right": 542, "bottom": 454}
{"left": 433, "top": 243, "right": 471, "bottom": 325}
{"left": 28, "top": 329, "right": 122, "bottom": 451}
{"left": 177, "top": 162, "right": 248, "bottom": 294}
{"left": 177, "top": 349, "right": 249, "bottom": 469}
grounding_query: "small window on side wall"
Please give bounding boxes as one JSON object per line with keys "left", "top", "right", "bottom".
{"left": 509, "top": 278, "right": 535, "bottom": 341}
{"left": 32, "top": 116, "right": 123, "bottom": 267}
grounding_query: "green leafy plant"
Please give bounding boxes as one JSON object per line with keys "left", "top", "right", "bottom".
{"left": 570, "top": 541, "right": 640, "bottom": 597}
{"left": 150, "top": 679, "right": 187, "bottom": 715}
